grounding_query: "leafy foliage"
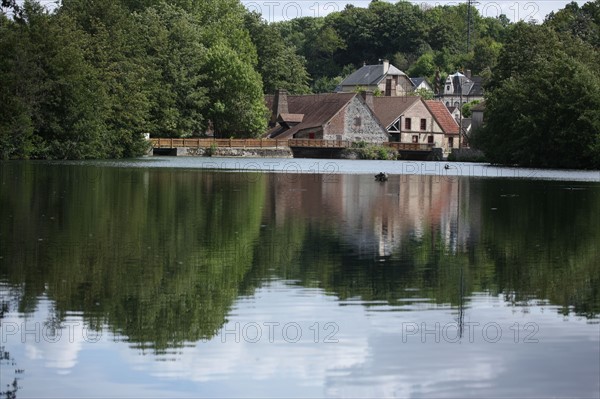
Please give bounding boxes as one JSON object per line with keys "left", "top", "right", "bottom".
{"left": 473, "top": 22, "right": 600, "bottom": 169}
{"left": 0, "top": 0, "right": 283, "bottom": 158}
{"left": 244, "top": 12, "right": 310, "bottom": 94}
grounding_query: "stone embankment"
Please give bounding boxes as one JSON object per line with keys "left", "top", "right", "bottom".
{"left": 175, "top": 147, "right": 293, "bottom": 158}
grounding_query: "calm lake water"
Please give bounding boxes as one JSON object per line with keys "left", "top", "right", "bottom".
{"left": 1, "top": 158, "right": 599, "bottom": 398}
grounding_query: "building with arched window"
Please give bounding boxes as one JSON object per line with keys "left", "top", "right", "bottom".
{"left": 440, "top": 71, "right": 484, "bottom": 107}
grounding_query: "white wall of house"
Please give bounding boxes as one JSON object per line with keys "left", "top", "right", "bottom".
{"left": 414, "top": 81, "right": 433, "bottom": 92}
{"left": 397, "top": 101, "right": 445, "bottom": 149}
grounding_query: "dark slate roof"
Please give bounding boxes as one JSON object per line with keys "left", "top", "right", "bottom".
{"left": 410, "top": 77, "right": 427, "bottom": 87}
{"left": 339, "top": 64, "right": 406, "bottom": 87}
{"left": 448, "top": 72, "right": 484, "bottom": 96}
{"left": 425, "top": 100, "right": 460, "bottom": 135}
{"left": 370, "top": 96, "right": 421, "bottom": 128}
{"left": 265, "top": 93, "right": 357, "bottom": 139}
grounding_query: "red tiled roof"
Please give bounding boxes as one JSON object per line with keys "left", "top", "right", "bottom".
{"left": 370, "top": 96, "right": 421, "bottom": 128}
{"left": 425, "top": 100, "right": 460, "bottom": 134}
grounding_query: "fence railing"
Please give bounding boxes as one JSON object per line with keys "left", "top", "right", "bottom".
{"left": 150, "top": 138, "right": 288, "bottom": 149}
{"left": 287, "top": 139, "right": 351, "bottom": 148}
{"left": 150, "top": 138, "right": 435, "bottom": 152}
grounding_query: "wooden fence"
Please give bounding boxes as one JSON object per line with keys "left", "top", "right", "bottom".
{"left": 287, "top": 139, "right": 351, "bottom": 148}
{"left": 150, "top": 138, "right": 435, "bottom": 152}
{"left": 150, "top": 138, "right": 288, "bottom": 149}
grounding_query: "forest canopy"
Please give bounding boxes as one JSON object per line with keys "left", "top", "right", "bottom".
{"left": 1, "top": 0, "right": 599, "bottom": 167}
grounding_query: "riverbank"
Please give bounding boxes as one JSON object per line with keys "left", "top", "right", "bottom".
{"left": 153, "top": 146, "right": 293, "bottom": 158}
{"left": 30, "top": 157, "right": 598, "bottom": 182}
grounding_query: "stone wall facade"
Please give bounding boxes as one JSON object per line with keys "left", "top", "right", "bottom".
{"left": 323, "top": 97, "right": 388, "bottom": 144}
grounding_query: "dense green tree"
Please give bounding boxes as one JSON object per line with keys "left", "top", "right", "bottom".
{"left": 469, "top": 37, "right": 502, "bottom": 74}
{"left": 0, "top": 1, "right": 111, "bottom": 159}
{"left": 473, "top": 25, "right": 600, "bottom": 168}
{"left": 461, "top": 100, "right": 480, "bottom": 118}
{"left": 1, "top": 0, "right": 273, "bottom": 158}
{"left": 133, "top": 4, "right": 209, "bottom": 137}
{"left": 0, "top": 13, "right": 36, "bottom": 158}
{"left": 408, "top": 52, "right": 436, "bottom": 78}
{"left": 244, "top": 12, "right": 310, "bottom": 94}
{"left": 271, "top": 1, "right": 514, "bottom": 85}
{"left": 545, "top": 1, "right": 599, "bottom": 46}
{"left": 303, "top": 22, "right": 346, "bottom": 79}
{"left": 200, "top": 44, "right": 267, "bottom": 137}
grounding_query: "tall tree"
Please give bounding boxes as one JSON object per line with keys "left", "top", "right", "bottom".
{"left": 244, "top": 12, "right": 310, "bottom": 94}
{"left": 200, "top": 44, "right": 267, "bottom": 137}
{"left": 473, "top": 23, "right": 600, "bottom": 169}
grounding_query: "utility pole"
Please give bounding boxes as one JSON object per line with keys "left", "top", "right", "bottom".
{"left": 459, "top": 89, "right": 463, "bottom": 150}
{"left": 466, "top": 0, "right": 478, "bottom": 53}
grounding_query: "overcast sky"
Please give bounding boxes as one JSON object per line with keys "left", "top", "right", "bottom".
{"left": 241, "top": 1, "right": 590, "bottom": 23}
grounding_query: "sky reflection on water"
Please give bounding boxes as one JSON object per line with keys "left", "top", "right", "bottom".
{"left": 0, "top": 160, "right": 599, "bottom": 398}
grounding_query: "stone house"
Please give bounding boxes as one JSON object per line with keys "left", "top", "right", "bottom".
{"left": 265, "top": 90, "right": 388, "bottom": 143}
{"left": 336, "top": 60, "right": 414, "bottom": 96}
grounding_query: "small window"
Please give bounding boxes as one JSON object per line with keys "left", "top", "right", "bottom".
{"left": 446, "top": 102, "right": 450, "bottom": 106}
{"left": 412, "top": 135, "right": 418, "bottom": 143}
{"left": 354, "top": 116, "right": 362, "bottom": 127}
{"left": 446, "top": 85, "right": 451, "bottom": 91}
{"left": 449, "top": 137, "right": 454, "bottom": 148}
{"left": 420, "top": 119, "right": 426, "bottom": 130}
{"left": 428, "top": 135, "right": 434, "bottom": 144}
{"left": 405, "top": 118, "right": 412, "bottom": 130}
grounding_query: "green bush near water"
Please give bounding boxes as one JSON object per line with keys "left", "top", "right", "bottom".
{"left": 343, "top": 141, "right": 398, "bottom": 160}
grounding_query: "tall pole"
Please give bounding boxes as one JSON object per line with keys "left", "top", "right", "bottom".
{"left": 467, "top": 0, "right": 473, "bottom": 53}
{"left": 459, "top": 89, "right": 463, "bottom": 150}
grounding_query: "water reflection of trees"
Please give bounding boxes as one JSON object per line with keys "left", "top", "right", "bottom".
{"left": 0, "top": 164, "right": 266, "bottom": 350}
{"left": 0, "top": 164, "right": 598, "bottom": 351}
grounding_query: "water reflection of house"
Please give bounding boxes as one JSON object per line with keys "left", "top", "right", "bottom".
{"left": 265, "top": 173, "right": 481, "bottom": 257}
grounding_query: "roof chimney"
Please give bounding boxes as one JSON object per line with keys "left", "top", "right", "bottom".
{"left": 360, "top": 90, "right": 374, "bottom": 110}
{"left": 383, "top": 59, "right": 390, "bottom": 74}
{"left": 465, "top": 69, "right": 472, "bottom": 79}
{"left": 271, "top": 89, "right": 289, "bottom": 125}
